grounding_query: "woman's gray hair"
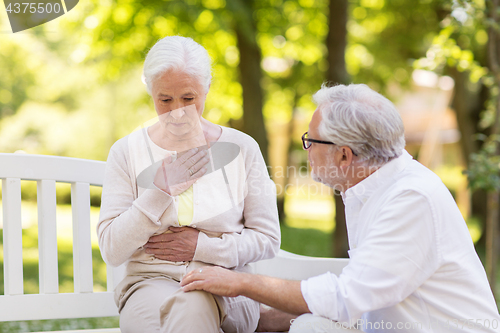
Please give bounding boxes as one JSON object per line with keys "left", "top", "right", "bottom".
{"left": 142, "top": 36, "right": 212, "bottom": 95}
{"left": 313, "top": 83, "right": 405, "bottom": 166}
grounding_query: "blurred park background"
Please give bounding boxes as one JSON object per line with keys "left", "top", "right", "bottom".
{"left": 0, "top": 0, "right": 500, "bottom": 330}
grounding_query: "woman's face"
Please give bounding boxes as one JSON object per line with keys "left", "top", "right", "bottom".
{"left": 151, "top": 69, "right": 207, "bottom": 137}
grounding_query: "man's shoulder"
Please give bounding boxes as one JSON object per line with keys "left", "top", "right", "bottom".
{"left": 389, "top": 159, "right": 448, "bottom": 199}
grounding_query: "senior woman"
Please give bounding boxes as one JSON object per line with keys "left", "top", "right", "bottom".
{"left": 97, "top": 36, "right": 280, "bottom": 333}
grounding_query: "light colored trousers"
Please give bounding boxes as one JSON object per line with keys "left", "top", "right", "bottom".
{"left": 117, "top": 275, "right": 259, "bottom": 333}
{"left": 289, "top": 314, "right": 364, "bottom": 333}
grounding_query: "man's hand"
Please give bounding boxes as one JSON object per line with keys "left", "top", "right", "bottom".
{"left": 182, "top": 266, "right": 311, "bottom": 316}
{"left": 144, "top": 226, "right": 199, "bottom": 262}
{"left": 180, "top": 266, "right": 244, "bottom": 297}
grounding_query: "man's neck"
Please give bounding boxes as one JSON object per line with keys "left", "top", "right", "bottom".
{"left": 343, "top": 164, "right": 383, "bottom": 191}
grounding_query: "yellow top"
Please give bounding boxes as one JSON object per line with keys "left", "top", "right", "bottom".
{"left": 177, "top": 185, "right": 194, "bottom": 226}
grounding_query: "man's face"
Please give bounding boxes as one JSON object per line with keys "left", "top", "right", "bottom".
{"left": 307, "top": 109, "right": 339, "bottom": 187}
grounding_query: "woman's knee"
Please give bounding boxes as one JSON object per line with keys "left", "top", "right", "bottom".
{"left": 160, "top": 289, "right": 220, "bottom": 332}
{"left": 120, "top": 290, "right": 162, "bottom": 333}
{"left": 118, "top": 277, "right": 179, "bottom": 333}
{"left": 160, "top": 289, "right": 218, "bottom": 317}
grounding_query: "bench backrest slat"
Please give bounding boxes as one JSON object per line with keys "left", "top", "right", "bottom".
{"left": 2, "top": 178, "right": 24, "bottom": 296}
{"left": 0, "top": 154, "right": 104, "bottom": 185}
{"left": 106, "top": 259, "right": 126, "bottom": 293}
{"left": 71, "top": 182, "right": 94, "bottom": 293}
{"left": 37, "top": 179, "right": 59, "bottom": 294}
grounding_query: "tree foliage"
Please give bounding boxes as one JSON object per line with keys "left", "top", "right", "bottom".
{"left": 1, "top": 0, "right": 455, "bottom": 157}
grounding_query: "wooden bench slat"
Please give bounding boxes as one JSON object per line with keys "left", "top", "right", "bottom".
{"left": 106, "top": 265, "right": 114, "bottom": 292}
{"left": 0, "top": 153, "right": 105, "bottom": 185}
{"left": 37, "top": 179, "right": 60, "bottom": 294}
{"left": 0, "top": 292, "right": 118, "bottom": 321}
{"left": 106, "top": 263, "right": 126, "bottom": 292}
{"left": 33, "top": 328, "right": 121, "bottom": 333}
{"left": 71, "top": 182, "right": 94, "bottom": 293}
{"left": 251, "top": 252, "right": 349, "bottom": 280}
{"left": 2, "top": 178, "right": 24, "bottom": 296}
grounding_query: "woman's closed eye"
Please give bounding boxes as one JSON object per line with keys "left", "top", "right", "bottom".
{"left": 161, "top": 97, "right": 194, "bottom": 102}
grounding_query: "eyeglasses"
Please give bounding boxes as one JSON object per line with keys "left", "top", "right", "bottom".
{"left": 301, "top": 132, "right": 358, "bottom": 156}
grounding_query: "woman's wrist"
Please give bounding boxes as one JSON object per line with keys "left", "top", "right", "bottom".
{"left": 153, "top": 180, "right": 172, "bottom": 196}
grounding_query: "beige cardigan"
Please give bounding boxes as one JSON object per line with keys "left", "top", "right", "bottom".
{"left": 98, "top": 126, "right": 280, "bottom": 279}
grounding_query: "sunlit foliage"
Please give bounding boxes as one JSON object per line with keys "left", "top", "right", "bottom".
{"left": 0, "top": 0, "right": 456, "bottom": 161}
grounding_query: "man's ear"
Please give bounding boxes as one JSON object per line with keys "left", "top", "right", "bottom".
{"left": 339, "top": 146, "right": 354, "bottom": 168}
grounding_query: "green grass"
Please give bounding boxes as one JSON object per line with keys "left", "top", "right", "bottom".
{"left": 280, "top": 223, "right": 333, "bottom": 258}
{"left": 0, "top": 317, "right": 120, "bottom": 333}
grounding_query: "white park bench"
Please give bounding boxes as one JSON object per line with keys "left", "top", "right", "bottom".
{"left": 0, "top": 153, "right": 349, "bottom": 333}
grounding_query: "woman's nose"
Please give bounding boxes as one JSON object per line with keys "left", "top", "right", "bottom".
{"left": 170, "top": 106, "right": 185, "bottom": 119}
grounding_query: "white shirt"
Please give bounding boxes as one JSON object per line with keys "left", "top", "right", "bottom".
{"left": 301, "top": 151, "right": 500, "bottom": 332}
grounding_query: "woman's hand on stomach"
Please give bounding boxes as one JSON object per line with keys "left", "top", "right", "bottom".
{"left": 144, "top": 226, "right": 199, "bottom": 262}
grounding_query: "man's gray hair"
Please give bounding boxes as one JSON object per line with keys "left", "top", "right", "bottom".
{"left": 313, "top": 83, "right": 405, "bottom": 165}
{"left": 143, "top": 36, "right": 212, "bottom": 95}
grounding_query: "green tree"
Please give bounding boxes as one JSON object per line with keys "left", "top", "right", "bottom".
{"left": 415, "top": 0, "right": 500, "bottom": 295}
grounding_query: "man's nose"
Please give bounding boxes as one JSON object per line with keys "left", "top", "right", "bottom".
{"left": 170, "top": 106, "right": 185, "bottom": 119}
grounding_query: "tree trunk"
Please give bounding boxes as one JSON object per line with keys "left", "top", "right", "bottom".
{"left": 277, "top": 96, "right": 300, "bottom": 224}
{"left": 333, "top": 191, "right": 349, "bottom": 257}
{"left": 486, "top": 191, "right": 499, "bottom": 291}
{"left": 234, "top": 2, "right": 269, "bottom": 165}
{"left": 326, "top": 0, "right": 349, "bottom": 258}
{"left": 449, "top": 68, "right": 483, "bottom": 165}
{"left": 449, "top": 68, "right": 488, "bottom": 247}
{"left": 485, "top": 0, "right": 500, "bottom": 298}
{"left": 326, "top": 0, "right": 349, "bottom": 86}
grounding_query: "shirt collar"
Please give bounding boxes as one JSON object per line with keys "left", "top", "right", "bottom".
{"left": 342, "top": 150, "right": 413, "bottom": 203}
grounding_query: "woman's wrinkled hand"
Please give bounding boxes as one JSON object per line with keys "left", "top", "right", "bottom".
{"left": 153, "top": 147, "right": 209, "bottom": 196}
{"left": 144, "top": 226, "right": 200, "bottom": 262}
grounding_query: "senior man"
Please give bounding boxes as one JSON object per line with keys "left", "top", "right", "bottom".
{"left": 181, "top": 84, "right": 500, "bottom": 333}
